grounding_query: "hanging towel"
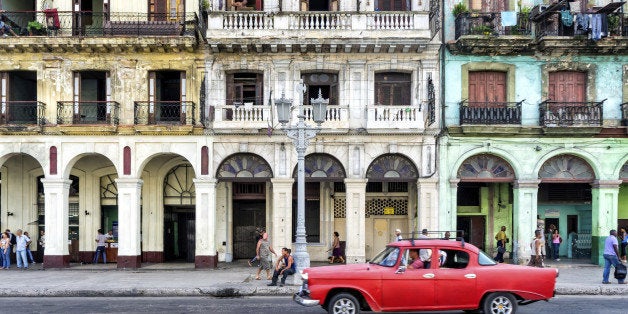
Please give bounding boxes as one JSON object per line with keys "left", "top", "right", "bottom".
{"left": 561, "top": 9, "right": 574, "bottom": 27}
{"left": 591, "top": 14, "right": 602, "bottom": 41}
{"left": 501, "top": 11, "right": 517, "bottom": 27}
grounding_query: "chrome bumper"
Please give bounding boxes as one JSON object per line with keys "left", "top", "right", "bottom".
{"left": 293, "top": 293, "right": 320, "bottom": 307}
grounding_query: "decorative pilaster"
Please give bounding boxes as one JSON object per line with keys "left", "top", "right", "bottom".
{"left": 42, "top": 178, "right": 71, "bottom": 268}
{"left": 512, "top": 179, "right": 541, "bottom": 265}
{"left": 443, "top": 179, "right": 460, "bottom": 231}
{"left": 271, "top": 178, "right": 295, "bottom": 249}
{"left": 591, "top": 180, "right": 623, "bottom": 265}
{"left": 417, "top": 177, "right": 438, "bottom": 233}
{"left": 194, "top": 178, "right": 218, "bottom": 268}
{"left": 115, "top": 178, "right": 143, "bottom": 268}
{"left": 344, "top": 178, "right": 367, "bottom": 263}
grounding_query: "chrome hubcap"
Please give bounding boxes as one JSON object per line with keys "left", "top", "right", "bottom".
{"left": 332, "top": 298, "right": 356, "bottom": 314}
{"left": 489, "top": 296, "right": 513, "bottom": 314}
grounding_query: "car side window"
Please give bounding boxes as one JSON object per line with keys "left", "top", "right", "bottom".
{"left": 438, "top": 249, "right": 470, "bottom": 269}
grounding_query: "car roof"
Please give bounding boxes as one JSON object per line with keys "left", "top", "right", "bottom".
{"left": 387, "top": 239, "right": 480, "bottom": 253}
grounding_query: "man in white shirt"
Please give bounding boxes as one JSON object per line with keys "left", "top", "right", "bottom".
{"left": 93, "top": 229, "right": 108, "bottom": 264}
{"left": 15, "top": 229, "right": 29, "bottom": 270}
{"left": 602, "top": 230, "right": 625, "bottom": 284}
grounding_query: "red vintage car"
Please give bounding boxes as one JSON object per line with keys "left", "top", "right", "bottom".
{"left": 294, "top": 238, "right": 557, "bottom": 314}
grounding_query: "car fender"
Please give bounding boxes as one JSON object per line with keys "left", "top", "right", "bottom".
{"left": 313, "top": 283, "right": 384, "bottom": 312}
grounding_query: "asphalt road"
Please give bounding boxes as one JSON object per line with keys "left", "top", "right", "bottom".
{"left": 2, "top": 295, "right": 626, "bottom": 314}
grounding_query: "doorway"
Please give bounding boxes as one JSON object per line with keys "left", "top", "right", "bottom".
{"left": 457, "top": 216, "right": 486, "bottom": 251}
{"left": 233, "top": 200, "right": 265, "bottom": 260}
{"left": 164, "top": 206, "right": 195, "bottom": 262}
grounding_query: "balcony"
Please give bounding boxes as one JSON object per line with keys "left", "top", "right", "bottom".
{"left": 57, "top": 101, "right": 119, "bottom": 124}
{"left": 448, "top": 12, "right": 533, "bottom": 55}
{"left": 459, "top": 101, "right": 522, "bottom": 125}
{"left": 134, "top": 101, "right": 197, "bottom": 134}
{"left": 0, "top": 101, "right": 45, "bottom": 133}
{"left": 212, "top": 104, "right": 271, "bottom": 131}
{"left": 366, "top": 105, "right": 423, "bottom": 132}
{"left": 539, "top": 100, "right": 604, "bottom": 133}
{"left": 0, "top": 11, "right": 199, "bottom": 53}
{"left": 207, "top": 11, "right": 432, "bottom": 53}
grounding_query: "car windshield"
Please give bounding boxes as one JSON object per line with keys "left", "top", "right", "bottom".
{"left": 370, "top": 246, "right": 400, "bottom": 267}
{"left": 478, "top": 250, "right": 497, "bottom": 266}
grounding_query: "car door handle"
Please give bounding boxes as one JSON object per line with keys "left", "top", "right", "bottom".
{"left": 465, "top": 274, "right": 476, "bottom": 279}
{"left": 423, "top": 273, "right": 435, "bottom": 279}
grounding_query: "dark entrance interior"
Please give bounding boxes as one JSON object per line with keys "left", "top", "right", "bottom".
{"left": 233, "top": 200, "right": 266, "bottom": 259}
{"left": 2, "top": 71, "right": 37, "bottom": 124}
{"left": 457, "top": 216, "right": 486, "bottom": 251}
{"left": 164, "top": 206, "right": 195, "bottom": 262}
{"left": 78, "top": 71, "right": 108, "bottom": 123}
{"left": 309, "top": 0, "right": 331, "bottom": 11}
{"left": 154, "top": 71, "right": 182, "bottom": 122}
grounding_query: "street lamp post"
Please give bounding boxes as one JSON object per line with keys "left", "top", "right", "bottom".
{"left": 275, "top": 89, "right": 328, "bottom": 278}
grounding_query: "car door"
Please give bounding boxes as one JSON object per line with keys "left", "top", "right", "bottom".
{"left": 381, "top": 247, "right": 436, "bottom": 311}
{"left": 434, "top": 248, "right": 478, "bottom": 310}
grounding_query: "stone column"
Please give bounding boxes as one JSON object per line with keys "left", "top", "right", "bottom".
{"left": 194, "top": 178, "right": 218, "bottom": 268}
{"left": 512, "top": 179, "right": 540, "bottom": 265}
{"left": 271, "top": 178, "right": 294, "bottom": 249}
{"left": 115, "top": 178, "right": 143, "bottom": 268}
{"left": 591, "top": 180, "right": 623, "bottom": 265}
{"left": 444, "top": 179, "right": 459, "bottom": 231}
{"left": 417, "top": 177, "right": 439, "bottom": 233}
{"left": 42, "top": 178, "right": 71, "bottom": 268}
{"left": 344, "top": 178, "right": 367, "bottom": 263}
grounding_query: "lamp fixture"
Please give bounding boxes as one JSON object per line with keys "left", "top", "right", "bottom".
{"left": 84, "top": 210, "right": 90, "bottom": 215}
{"left": 7, "top": 212, "right": 13, "bottom": 216}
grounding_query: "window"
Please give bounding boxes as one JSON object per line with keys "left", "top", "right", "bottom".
{"left": 478, "top": 250, "right": 497, "bottom": 265}
{"left": 371, "top": 246, "right": 400, "bottom": 267}
{"left": 292, "top": 182, "right": 320, "bottom": 243}
{"left": 439, "top": 249, "right": 470, "bottom": 269}
{"left": 376, "top": 0, "right": 410, "bottom": 11}
{"left": 74, "top": 71, "right": 110, "bottom": 123}
{"left": 302, "top": 0, "right": 338, "bottom": 11}
{"left": 375, "top": 72, "right": 411, "bottom": 106}
{"left": 229, "top": 0, "right": 262, "bottom": 11}
{"left": 0, "top": 71, "right": 38, "bottom": 124}
{"left": 457, "top": 183, "right": 482, "bottom": 206}
{"left": 226, "top": 72, "right": 263, "bottom": 106}
{"left": 301, "top": 72, "right": 338, "bottom": 106}
{"left": 148, "top": 71, "right": 186, "bottom": 123}
{"left": 468, "top": 71, "right": 506, "bottom": 103}
{"left": 148, "top": 0, "right": 184, "bottom": 21}
{"left": 469, "top": 0, "right": 508, "bottom": 12}
{"left": 548, "top": 71, "right": 586, "bottom": 103}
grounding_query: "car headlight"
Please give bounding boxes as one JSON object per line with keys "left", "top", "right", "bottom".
{"left": 300, "top": 271, "right": 309, "bottom": 281}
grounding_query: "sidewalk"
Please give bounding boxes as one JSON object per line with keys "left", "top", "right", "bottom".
{"left": 0, "top": 259, "right": 626, "bottom": 297}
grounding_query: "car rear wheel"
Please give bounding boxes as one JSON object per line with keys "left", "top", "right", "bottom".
{"left": 328, "top": 292, "right": 360, "bottom": 314}
{"left": 482, "top": 292, "right": 518, "bottom": 314}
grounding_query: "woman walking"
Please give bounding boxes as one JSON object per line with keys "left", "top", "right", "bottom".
{"left": 329, "top": 232, "right": 345, "bottom": 264}
{"left": 552, "top": 229, "right": 561, "bottom": 261}
{"left": 254, "top": 232, "right": 276, "bottom": 280}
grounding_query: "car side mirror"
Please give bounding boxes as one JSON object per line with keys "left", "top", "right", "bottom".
{"left": 395, "top": 266, "right": 406, "bottom": 274}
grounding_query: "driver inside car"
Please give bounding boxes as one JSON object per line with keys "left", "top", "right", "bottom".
{"left": 407, "top": 249, "right": 424, "bottom": 269}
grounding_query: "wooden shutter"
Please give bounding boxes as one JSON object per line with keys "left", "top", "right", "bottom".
{"left": 73, "top": 72, "right": 81, "bottom": 123}
{"left": 106, "top": 72, "right": 111, "bottom": 122}
{"left": 226, "top": 73, "right": 235, "bottom": 105}
{"left": 149, "top": 0, "right": 168, "bottom": 21}
{"left": 148, "top": 71, "right": 156, "bottom": 123}
{"left": 255, "top": 73, "right": 263, "bottom": 106}
{"left": 548, "top": 71, "right": 586, "bottom": 103}
{"left": 1, "top": 72, "right": 7, "bottom": 122}
{"left": 180, "top": 71, "right": 186, "bottom": 124}
{"left": 468, "top": 71, "right": 506, "bottom": 103}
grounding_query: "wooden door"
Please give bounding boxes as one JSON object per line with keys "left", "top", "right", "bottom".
{"left": 149, "top": 0, "right": 168, "bottom": 21}
{"left": 469, "top": 0, "right": 509, "bottom": 12}
{"left": 468, "top": 71, "right": 506, "bottom": 103}
{"left": 548, "top": 71, "right": 586, "bottom": 103}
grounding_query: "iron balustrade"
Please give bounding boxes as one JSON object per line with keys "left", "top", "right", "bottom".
{"left": 0, "top": 101, "right": 46, "bottom": 125}
{"left": 621, "top": 102, "right": 628, "bottom": 126}
{"left": 134, "top": 101, "right": 196, "bottom": 125}
{"left": 57, "top": 101, "right": 119, "bottom": 125}
{"left": 0, "top": 11, "right": 198, "bottom": 37}
{"left": 539, "top": 100, "right": 605, "bottom": 127}
{"left": 459, "top": 100, "right": 522, "bottom": 125}
{"left": 534, "top": 12, "right": 625, "bottom": 39}
{"left": 454, "top": 12, "right": 531, "bottom": 39}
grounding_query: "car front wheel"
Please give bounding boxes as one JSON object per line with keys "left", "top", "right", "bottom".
{"left": 482, "top": 292, "right": 518, "bottom": 314}
{"left": 328, "top": 292, "right": 360, "bottom": 314}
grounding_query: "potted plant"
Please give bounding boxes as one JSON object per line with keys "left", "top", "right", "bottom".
{"left": 27, "top": 20, "right": 45, "bottom": 36}
{"left": 453, "top": 2, "right": 469, "bottom": 17}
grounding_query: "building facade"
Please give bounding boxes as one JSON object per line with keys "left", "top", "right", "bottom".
{"left": 0, "top": 0, "right": 441, "bottom": 268}
{"left": 442, "top": 0, "right": 628, "bottom": 265}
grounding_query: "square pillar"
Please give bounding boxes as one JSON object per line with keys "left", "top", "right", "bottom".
{"left": 41, "top": 178, "right": 71, "bottom": 268}
{"left": 513, "top": 180, "right": 540, "bottom": 265}
{"left": 417, "top": 177, "right": 439, "bottom": 233}
{"left": 591, "top": 180, "right": 623, "bottom": 265}
{"left": 194, "top": 178, "right": 218, "bottom": 268}
{"left": 271, "top": 178, "right": 295, "bottom": 249}
{"left": 115, "top": 178, "right": 143, "bottom": 268}
{"left": 344, "top": 178, "right": 367, "bottom": 263}
{"left": 443, "top": 179, "right": 459, "bottom": 231}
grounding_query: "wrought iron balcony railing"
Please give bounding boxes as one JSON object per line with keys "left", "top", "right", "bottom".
{"left": 57, "top": 101, "right": 119, "bottom": 125}
{"left": 621, "top": 102, "right": 628, "bottom": 126}
{"left": 0, "top": 101, "right": 46, "bottom": 126}
{"left": 454, "top": 12, "right": 531, "bottom": 39}
{"left": 0, "top": 11, "right": 198, "bottom": 37}
{"left": 539, "top": 100, "right": 605, "bottom": 127}
{"left": 134, "top": 101, "right": 196, "bottom": 125}
{"left": 459, "top": 100, "right": 523, "bottom": 125}
{"left": 534, "top": 12, "right": 625, "bottom": 39}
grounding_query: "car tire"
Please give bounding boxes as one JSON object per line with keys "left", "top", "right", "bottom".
{"left": 328, "top": 292, "right": 360, "bottom": 314}
{"left": 482, "top": 292, "right": 518, "bottom": 314}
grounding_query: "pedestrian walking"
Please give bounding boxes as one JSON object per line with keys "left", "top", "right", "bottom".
{"left": 395, "top": 229, "right": 403, "bottom": 241}
{"left": 552, "top": 229, "right": 561, "bottom": 261}
{"left": 528, "top": 230, "right": 545, "bottom": 267}
{"left": 93, "top": 229, "right": 107, "bottom": 264}
{"left": 602, "top": 229, "right": 626, "bottom": 284}
{"left": 254, "top": 231, "right": 276, "bottom": 280}
{"left": 248, "top": 228, "right": 264, "bottom": 267}
{"left": 23, "top": 231, "right": 35, "bottom": 264}
{"left": 494, "top": 226, "right": 508, "bottom": 263}
{"left": 37, "top": 230, "right": 45, "bottom": 263}
{"left": 267, "top": 248, "right": 296, "bottom": 287}
{"left": 619, "top": 227, "right": 627, "bottom": 263}
{"left": 328, "top": 231, "right": 345, "bottom": 264}
{"left": 0, "top": 232, "right": 10, "bottom": 269}
{"left": 15, "top": 229, "right": 29, "bottom": 270}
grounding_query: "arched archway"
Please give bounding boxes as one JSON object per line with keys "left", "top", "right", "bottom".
{"left": 217, "top": 153, "right": 273, "bottom": 260}
{"left": 537, "top": 154, "right": 595, "bottom": 261}
{"left": 455, "top": 154, "right": 515, "bottom": 254}
{"left": 364, "top": 154, "right": 418, "bottom": 258}
{"left": 163, "top": 163, "right": 196, "bottom": 262}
